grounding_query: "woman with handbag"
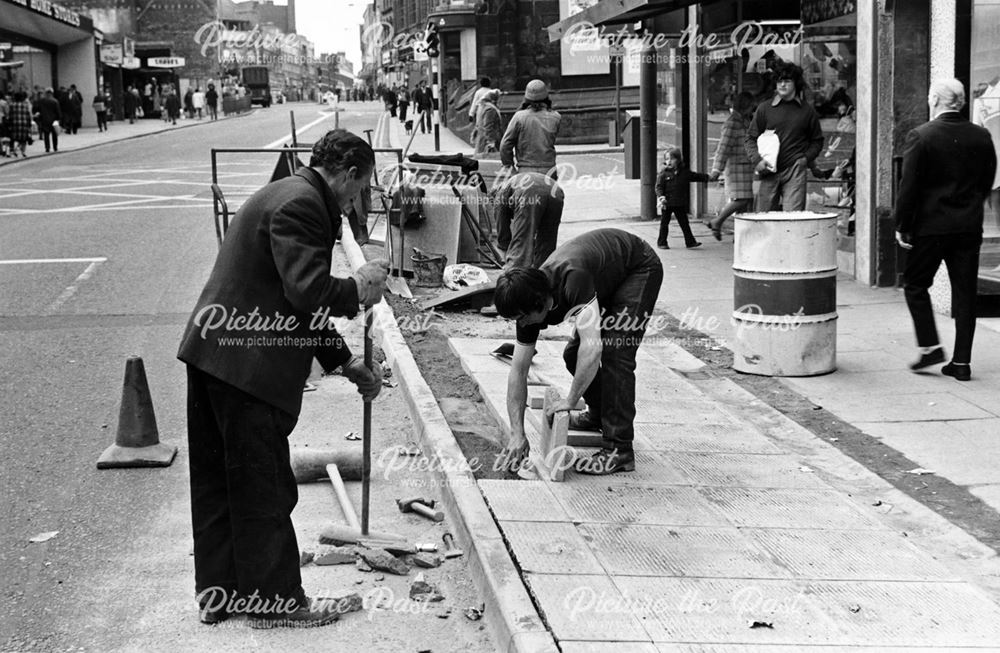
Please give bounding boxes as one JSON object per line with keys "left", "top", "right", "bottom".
{"left": 8, "top": 92, "right": 34, "bottom": 158}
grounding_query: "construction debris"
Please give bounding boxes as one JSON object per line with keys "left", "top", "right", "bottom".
{"left": 409, "top": 573, "right": 444, "bottom": 602}
{"left": 355, "top": 558, "right": 373, "bottom": 573}
{"left": 315, "top": 547, "right": 358, "bottom": 566}
{"left": 299, "top": 551, "right": 315, "bottom": 567}
{"left": 360, "top": 548, "right": 410, "bottom": 575}
{"left": 464, "top": 604, "right": 485, "bottom": 621}
{"left": 412, "top": 553, "right": 443, "bottom": 569}
{"left": 316, "top": 590, "right": 364, "bottom": 616}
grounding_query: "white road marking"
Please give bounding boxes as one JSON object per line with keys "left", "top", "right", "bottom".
{"left": 45, "top": 259, "right": 105, "bottom": 313}
{"left": 264, "top": 112, "right": 334, "bottom": 149}
{"left": 0, "top": 257, "right": 107, "bottom": 265}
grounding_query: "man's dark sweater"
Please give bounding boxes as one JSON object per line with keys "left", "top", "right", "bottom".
{"left": 745, "top": 97, "right": 824, "bottom": 173}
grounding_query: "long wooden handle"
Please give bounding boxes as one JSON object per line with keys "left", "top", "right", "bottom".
{"left": 361, "top": 306, "right": 374, "bottom": 536}
{"left": 327, "top": 463, "right": 361, "bottom": 531}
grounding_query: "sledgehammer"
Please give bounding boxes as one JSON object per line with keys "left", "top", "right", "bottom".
{"left": 397, "top": 497, "right": 444, "bottom": 522}
{"left": 318, "top": 463, "right": 403, "bottom": 546}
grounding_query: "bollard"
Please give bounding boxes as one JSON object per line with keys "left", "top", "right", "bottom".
{"left": 731, "top": 211, "right": 838, "bottom": 376}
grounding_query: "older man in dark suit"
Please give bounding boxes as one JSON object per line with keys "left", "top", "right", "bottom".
{"left": 177, "top": 129, "right": 388, "bottom": 627}
{"left": 895, "top": 79, "right": 997, "bottom": 381}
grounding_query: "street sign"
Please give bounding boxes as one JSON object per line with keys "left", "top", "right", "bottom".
{"left": 148, "top": 57, "right": 185, "bottom": 68}
{"left": 122, "top": 56, "right": 141, "bottom": 70}
{"left": 123, "top": 37, "right": 135, "bottom": 58}
{"left": 608, "top": 43, "right": 625, "bottom": 57}
{"left": 100, "top": 44, "right": 123, "bottom": 65}
{"left": 414, "top": 40, "right": 429, "bottom": 62}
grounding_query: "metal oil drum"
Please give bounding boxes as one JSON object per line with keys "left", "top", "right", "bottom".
{"left": 732, "top": 211, "right": 838, "bottom": 376}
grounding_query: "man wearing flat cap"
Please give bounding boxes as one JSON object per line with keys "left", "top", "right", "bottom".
{"left": 500, "top": 79, "right": 561, "bottom": 179}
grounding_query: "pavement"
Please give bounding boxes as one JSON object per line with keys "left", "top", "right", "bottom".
{"left": 358, "top": 118, "right": 1000, "bottom": 648}
{"left": 0, "top": 108, "right": 260, "bottom": 168}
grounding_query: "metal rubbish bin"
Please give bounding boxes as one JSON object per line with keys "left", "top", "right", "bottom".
{"left": 623, "top": 110, "right": 640, "bottom": 179}
{"left": 731, "top": 211, "right": 839, "bottom": 376}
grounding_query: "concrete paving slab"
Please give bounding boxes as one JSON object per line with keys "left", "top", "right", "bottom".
{"left": 802, "top": 580, "right": 1000, "bottom": 647}
{"left": 969, "top": 484, "right": 1000, "bottom": 513}
{"left": 951, "top": 387, "right": 1000, "bottom": 415}
{"left": 783, "top": 369, "right": 953, "bottom": 397}
{"left": 744, "top": 528, "right": 960, "bottom": 581}
{"left": 635, "top": 423, "right": 784, "bottom": 455}
{"left": 580, "top": 524, "right": 791, "bottom": 579}
{"left": 801, "top": 391, "right": 993, "bottom": 423}
{"left": 479, "top": 479, "right": 569, "bottom": 522}
{"left": 612, "top": 577, "right": 835, "bottom": 645}
{"left": 548, "top": 484, "right": 729, "bottom": 526}
{"left": 654, "top": 646, "right": 948, "bottom": 653}
{"left": 563, "top": 643, "right": 659, "bottom": 653}
{"left": 524, "top": 574, "right": 651, "bottom": 642}
{"left": 634, "top": 402, "right": 735, "bottom": 426}
{"left": 670, "top": 452, "right": 830, "bottom": 489}
{"left": 637, "top": 342, "right": 708, "bottom": 372}
{"left": 500, "top": 521, "right": 605, "bottom": 574}
{"left": 633, "top": 422, "right": 770, "bottom": 452}
{"left": 558, "top": 451, "right": 688, "bottom": 485}
{"left": 697, "top": 488, "right": 889, "bottom": 530}
{"left": 853, "top": 420, "right": 1000, "bottom": 486}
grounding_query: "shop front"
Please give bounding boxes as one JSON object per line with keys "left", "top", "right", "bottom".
{"left": 0, "top": 0, "right": 100, "bottom": 125}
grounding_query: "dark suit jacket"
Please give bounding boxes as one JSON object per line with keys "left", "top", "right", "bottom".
{"left": 33, "top": 96, "right": 61, "bottom": 128}
{"left": 894, "top": 112, "right": 998, "bottom": 236}
{"left": 177, "top": 167, "right": 360, "bottom": 416}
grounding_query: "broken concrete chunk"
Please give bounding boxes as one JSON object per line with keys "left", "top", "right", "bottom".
{"left": 315, "top": 547, "right": 358, "bottom": 566}
{"left": 409, "top": 573, "right": 445, "bottom": 602}
{"left": 359, "top": 548, "right": 409, "bottom": 575}
{"left": 316, "top": 590, "right": 363, "bottom": 616}
{"left": 412, "top": 553, "right": 443, "bottom": 569}
{"left": 355, "top": 558, "right": 373, "bottom": 573}
{"left": 299, "top": 551, "right": 315, "bottom": 567}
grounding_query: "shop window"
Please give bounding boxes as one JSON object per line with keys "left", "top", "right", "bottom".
{"left": 970, "top": 0, "right": 1000, "bottom": 237}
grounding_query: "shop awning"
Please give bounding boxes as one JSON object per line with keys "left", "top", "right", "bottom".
{"left": 547, "top": 0, "right": 714, "bottom": 42}
{"left": 0, "top": 61, "right": 26, "bottom": 69}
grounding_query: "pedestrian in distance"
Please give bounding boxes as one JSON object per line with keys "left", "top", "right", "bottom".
{"left": 473, "top": 89, "right": 502, "bottom": 156}
{"left": 56, "top": 86, "right": 72, "bottom": 134}
{"left": 67, "top": 84, "right": 83, "bottom": 134}
{"left": 495, "top": 228, "right": 664, "bottom": 476}
{"left": 33, "top": 88, "right": 61, "bottom": 153}
{"left": 412, "top": 80, "right": 433, "bottom": 134}
{"left": 165, "top": 88, "right": 181, "bottom": 125}
{"left": 184, "top": 87, "right": 194, "bottom": 120}
{"left": 92, "top": 91, "right": 109, "bottom": 132}
{"left": 205, "top": 84, "right": 219, "bottom": 121}
{"left": 494, "top": 171, "right": 564, "bottom": 269}
{"left": 7, "top": 91, "right": 33, "bottom": 158}
{"left": 384, "top": 86, "right": 397, "bottom": 118}
{"left": 123, "top": 86, "right": 138, "bottom": 124}
{"left": 193, "top": 87, "right": 205, "bottom": 120}
{"left": 655, "top": 147, "right": 713, "bottom": 249}
{"left": 895, "top": 78, "right": 997, "bottom": 381}
{"left": 177, "top": 129, "right": 389, "bottom": 628}
{"left": 0, "top": 92, "right": 11, "bottom": 157}
{"left": 397, "top": 86, "right": 410, "bottom": 123}
{"left": 468, "top": 76, "right": 493, "bottom": 120}
{"left": 500, "top": 79, "right": 561, "bottom": 179}
{"left": 745, "top": 61, "right": 824, "bottom": 212}
{"left": 709, "top": 91, "right": 756, "bottom": 240}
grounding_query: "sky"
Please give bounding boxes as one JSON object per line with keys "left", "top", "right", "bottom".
{"left": 294, "top": 0, "right": 368, "bottom": 73}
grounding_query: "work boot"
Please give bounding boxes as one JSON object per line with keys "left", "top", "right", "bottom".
{"left": 575, "top": 449, "right": 635, "bottom": 475}
{"left": 199, "top": 603, "right": 231, "bottom": 625}
{"left": 568, "top": 410, "right": 602, "bottom": 432}
{"left": 247, "top": 596, "right": 340, "bottom": 629}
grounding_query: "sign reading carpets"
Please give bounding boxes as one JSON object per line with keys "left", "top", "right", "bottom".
{"left": 148, "top": 57, "right": 185, "bottom": 68}
{"left": 801, "top": 0, "right": 856, "bottom": 25}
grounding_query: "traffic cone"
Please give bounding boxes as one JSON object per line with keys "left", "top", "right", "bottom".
{"left": 97, "top": 356, "right": 177, "bottom": 469}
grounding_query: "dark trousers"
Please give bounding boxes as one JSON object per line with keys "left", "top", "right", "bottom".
{"left": 399, "top": 103, "right": 409, "bottom": 122}
{"left": 96, "top": 111, "right": 108, "bottom": 131}
{"left": 756, "top": 158, "right": 808, "bottom": 212}
{"left": 903, "top": 233, "right": 982, "bottom": 364}
{"left": 186, "top": 366, "right": 304, "bottom": 608}
{"left": 39, "top": 126, "right": 58, "bottom": 152}
{"left": 659, "top": 206, "right": 697, "bottom": 246}
{"left": 502, "top": 186, "right": 564, "bottom": 270}
{"left": 562, "top": 248, "right": 664, "bottom": 451}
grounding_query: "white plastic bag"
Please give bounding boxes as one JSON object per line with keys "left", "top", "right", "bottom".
{"left": 442, "top": 264, "right": 489, "bottom": 291}
{"left": 757, "top": 129, "right": 780, "bottom": 172}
